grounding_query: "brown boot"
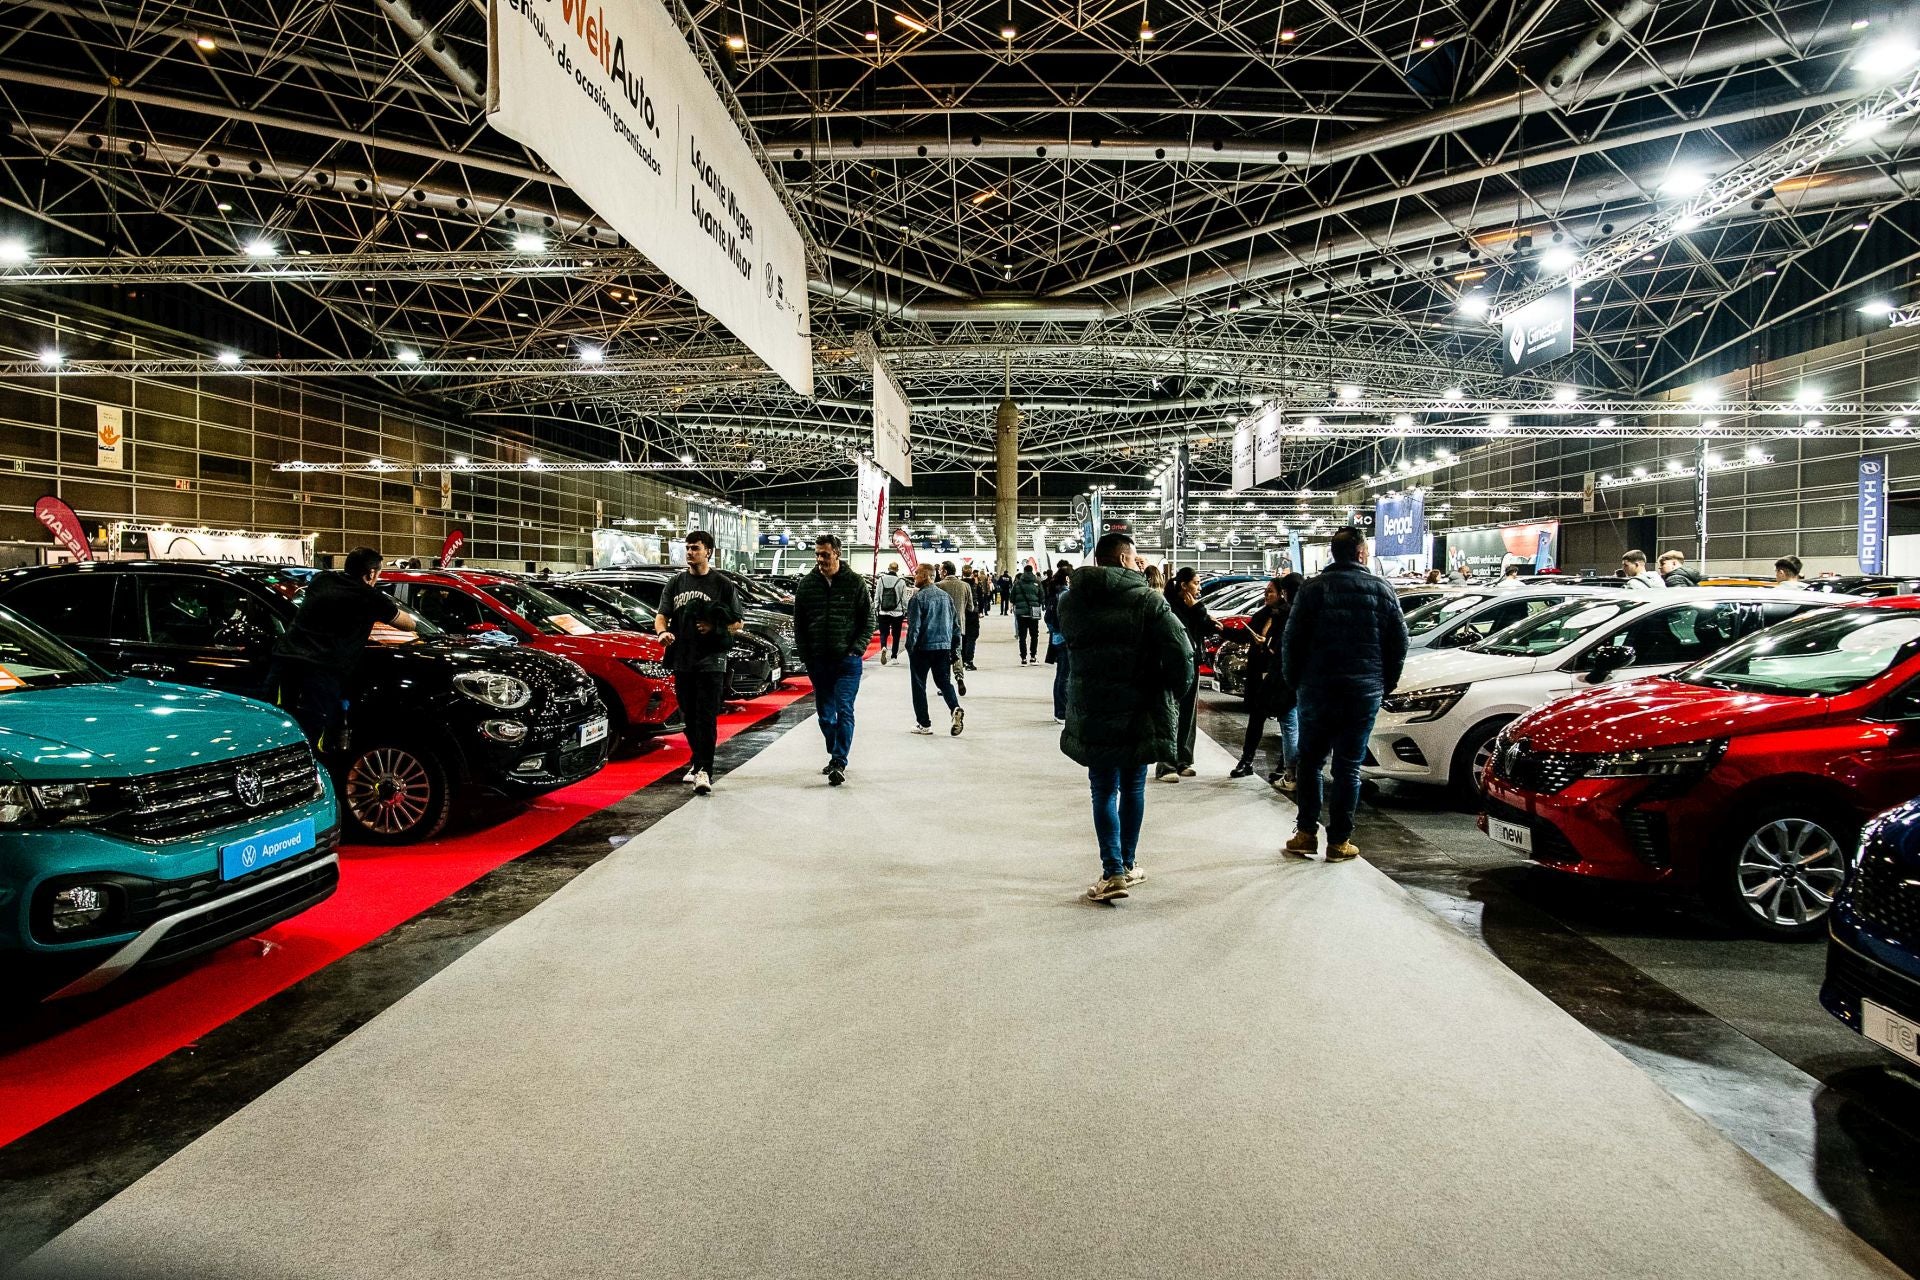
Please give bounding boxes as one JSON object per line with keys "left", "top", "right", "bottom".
{"left": 1325, "top": 841, "right": 1360, "bottom": 862}
{"left": 1283, "top": 830, "right": 1318, "bottom": 858}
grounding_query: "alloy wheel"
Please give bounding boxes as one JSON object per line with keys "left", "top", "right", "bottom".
{"left": 345, "top": 746, "right": 435, "bottom": 836}
{"left": 1470, "top": 735, "right": 1499, "bottom": 791}
{"left": 1736, "top": 817, "right": 1847, "bottom": 929}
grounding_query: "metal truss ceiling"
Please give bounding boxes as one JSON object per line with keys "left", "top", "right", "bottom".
{"left": 0, "top": 0, "right": 1915, "bottom": 493}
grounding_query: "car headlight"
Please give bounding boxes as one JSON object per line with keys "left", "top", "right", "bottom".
{"left": 1585, "top": 739, "right": 1727, "bottom": 779}
{"left": 0, "top": 782, "right": 96, "bottom": 827}
{"left": 452, "top": 671, "right": 532, "bottom": 709}
{"left": 1381, "top": 684, "right": 1467, "bottom": 723}
{"left": 0, "top": 783, "right": 31, "bottom": 826}
{"left": 624, "top": 657, "right": 671, "bottom": 680}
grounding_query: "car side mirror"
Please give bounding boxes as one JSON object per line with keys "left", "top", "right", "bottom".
{"left": 1585, "top": 644, "right": 1636, "bottom": 683}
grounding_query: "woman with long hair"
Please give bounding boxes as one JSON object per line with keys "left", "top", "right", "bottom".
{"left": 1157, "top": 567, "right": 1218, "bottom": 781}
{"left": 1230, "top": 573, "right": 1303, "bottom": 789}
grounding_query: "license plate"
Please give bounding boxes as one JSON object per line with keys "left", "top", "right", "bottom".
{"left": 1487, "top": 816, "right": 1533, "bottom": 853}
{"left": 219, "top": 816, "right": 316, "bottom": 881}
{"left": 579, "top": 716, "right": 609, "bottom": 747}
{"left": 1863, "top": 999, "right": 1920, "bottom": 1066}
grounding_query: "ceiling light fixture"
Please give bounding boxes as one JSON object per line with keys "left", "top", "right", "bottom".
{"left": 1337, "top": 383, "right": 1361, "bottom": 401}
{"left": 1859, "top": 298, "right": 1896, "bottom": 316}
{"left": 39, "top": 347, "right": 62, "bottom": 366}
{"left": 1000, "top": 22, "right": 1017, "bottom": 38}
{"left": 579, "top": 346, "right": 605, "bottom": 363}
{"left": 863, "top": 27, "right": 880, "bottom": 40}
{"left": 1855, "top": 38, "right": 1920, "bottom": 79}
{"left": 726, "top": 33, "right": 746, "bottom": 49}
{"left": 513, "top": 233, "right": 546, "bottom": 252}
{"left": 1659, "top": 167, "right": 1709, "bottom": 198}
{"left": 1456, "top": 292, "right": 1489, "bottom": 319}
{"left": 396, "top": 348, "right": 422, "bottom": 364}
{"left": 1553, "top": 385, "right": 1577, "bottom": 403}
{"left": 1278, "top": 27, "right": 1295, "bottom": 41}
{"left": 193, "top": 34, "right": 217, "bottom": 51}
{"left": 242, "top": 237, "right": 277, "bottom": 258}
{"left": 1539, "top": 245, "right": 1578, "bottom": 272}
{"left": 893, "top": 12, "right": 928, "bottom": 33}
{"left": 0, "top": 238, "right": 28, "bottom": 265}
{"left": 216, "top": 350, "right": 241, "bottom": 366}
{"left": 1138, "top": 18, "right": 1155, "bottom": 40}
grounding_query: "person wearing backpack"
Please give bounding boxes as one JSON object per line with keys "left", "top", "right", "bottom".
{"left": 1059, "top": 531, "right": 1193, "bottom": 902}
{"left": 873, "top": 561, "right": 911, "bottom": 665}
{"left": 1010, "top": 565, "right": 1045, "bottom": 664}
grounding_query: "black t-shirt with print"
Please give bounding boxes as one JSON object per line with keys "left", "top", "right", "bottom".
{"left": 658, "top": 569, "right": 741, "bottom": 673}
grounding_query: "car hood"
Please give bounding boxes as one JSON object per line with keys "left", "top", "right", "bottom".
{"left": 1393, "top": 646, "right": 1540, "bottom": 692}
{"left": 531, "top": 631, "right": 665, "bottom": 662}
{"left": 365, "top": 635, "right": 594, "bottom": 687}
{"left": 0, "top": 680, "right": 303, "bottom": 781}
{"left": 1511, "top": 675, "right": 1829, "bottom": 751}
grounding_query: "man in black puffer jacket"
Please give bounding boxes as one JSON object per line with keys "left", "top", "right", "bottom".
{"left": 1281, "top": 527, "right": 1408, "bottom": 863}
{"left": 792, "top": 533, "right": 876, "bottom": 786}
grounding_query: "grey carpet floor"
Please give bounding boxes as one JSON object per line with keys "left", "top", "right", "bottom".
{"left": 17, "top": 631, "right": 1901, "bottom": 1279}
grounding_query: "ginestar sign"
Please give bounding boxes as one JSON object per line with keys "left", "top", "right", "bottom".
{"left": 488, "top": 0, "right": 813, "bottom": 394}
{"left": 1501, "top": 285, "right": 1576, "bottom": 374}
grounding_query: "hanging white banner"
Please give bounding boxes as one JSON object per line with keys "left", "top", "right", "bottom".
{"left": 872, "top": 355, "right": 913, "bottom": 485}
{"left": 96, "top": 404, "right": 125, "bottom": 470}
{"left": 1253, "top": 410, "right": 1285, "bottom": 486}
{"left": 1231, "top": 423, "right": 1255, "bottom": 493}
{"left": 854, "top": 456, "right": 889, "bottom": 551}
{"left": 487, "top": 0, "right": 813, "bottom": 395}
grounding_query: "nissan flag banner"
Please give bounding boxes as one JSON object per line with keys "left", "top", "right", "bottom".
{"left": 1860, "top": 454, "right": 1889, "bottom": 574}
{"left": 890, "top": 528, "right": 919, "bottom": 573}
{"left": 441, "top": 529, "right": 466, "bottom": 564}
{"left": 872, "top": 355, "right": 913, "bottom": 485}
{"left": 1231, "top": 424, "right": 1255, "bottom": 493}
{"left": 487, "top": 0, "right": 813, "bottom": 395}
{"left": 34, "top": 496, "right": 90, "bottom": 561}
{"left": 1501, "top": 285, "right": 1576, "bottom": 374}
{"left": 1374, "top": 491, "right": 1426, "bottom": 559}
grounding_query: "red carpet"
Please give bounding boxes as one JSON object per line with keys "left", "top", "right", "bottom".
{"left": 0, "top": 682, "right": 817, "bottom": 1148}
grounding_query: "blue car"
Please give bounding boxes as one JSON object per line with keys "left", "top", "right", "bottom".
{"left": 0, "top": 606, "right": 340, "bottom": 1003}
{"left": 1821, "top": 795, "right": 1920, "bottom": 1068}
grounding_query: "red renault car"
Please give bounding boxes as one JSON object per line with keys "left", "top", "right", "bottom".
{"left": 1482, "top": 597, "right": 1920, "bottom": 938}
{"left": 378, "top": 569, "right": 677, "bottom": 750}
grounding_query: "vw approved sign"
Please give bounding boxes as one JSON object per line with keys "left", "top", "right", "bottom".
{"left": 1860, "top": 454, "right": 1889, "bottom": 574}
{"left": 1501, "top": 286, "right": 1576, "bottom": 374}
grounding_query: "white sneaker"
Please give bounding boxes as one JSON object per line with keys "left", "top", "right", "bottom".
{"left": 911, "top": 724, "right": 935, "bottom": 735}
{"left": 880, "top": 650, "right": 890, "bottom": 665}
{"left": 682, "top": 768, "right": 697, "bottom": 784}
{"left": 692, "top": 770, "right": 712, "bottom": 795}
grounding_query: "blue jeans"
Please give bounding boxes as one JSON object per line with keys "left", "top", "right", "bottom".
{"left": 1051, "top": 647, "right": 1070, "bottom": 720}
{"left": 1087, "top": 764, "right": 1148, "bottom": 879}
{"left": 908, "top": 647, "right": 958, "bottom": 727}
{"left": 811, "top": 653, "right": 862, "bottom": 767}
{"left": 1293, "top": 691, "right": 1381, "bottom": 845}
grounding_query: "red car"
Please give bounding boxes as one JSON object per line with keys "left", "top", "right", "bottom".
{"left": 1481, "top": 597, "right": 1920, "bottom": 939}
{"left": 379, "top": 570, "right": 677, "bottom": 749}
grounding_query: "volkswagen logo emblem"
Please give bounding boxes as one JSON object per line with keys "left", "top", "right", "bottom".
{"left": 234, "top": 766, "right": 265, "bottom": 808}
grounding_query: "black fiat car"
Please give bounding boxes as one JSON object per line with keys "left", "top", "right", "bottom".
{"left": 0, "top": 561, "right": 611, "bottom": 843}
{"left": 536, "top": 577, "right": 782, "bottom": 699}
{"left": 568, "top": 568, "right": 806, "bottom": 677}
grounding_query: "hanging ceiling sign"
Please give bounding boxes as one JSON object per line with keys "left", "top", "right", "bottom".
{"left": 1501, "top": 285, "right": 1576, "bottom": 374}
{"left": 1231, "top": 424, "right": 1255, "bottom": 493}
{"left": 1860, "top": 454, "right": 1888, "bottom": 575}
{"left": 487, "top": 0, "right": 813, "bottom": 395}
{"left": 1253, "top": 411, "right": 1285, "bottom": 486}
{"left": 1373, "top": 492, "right": 1426, "bottom": 560}
{"left": 854, "top": 456, "right": 889, "bottom": 550}
{"left": 872, "top": 356, "right": 912, "bottom": 485}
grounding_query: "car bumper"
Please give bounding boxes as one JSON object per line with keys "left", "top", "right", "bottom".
{"left": 1822, "top": 926, "right": 1920, "bottom": 1038}
{"left": 1479, "top": 771, "right": 1700, "bottom": 886}
{"left": 1361, "top": 711, "right": 1457, "bottom": 786}
{"left": 727, "top": 655, "right": 778, "bottom": 700}
{"left": 2, "top": 790, "right": 343, "bottom": 999}
{"left": 482, "top": 715, "right": 612, "bottom": 795}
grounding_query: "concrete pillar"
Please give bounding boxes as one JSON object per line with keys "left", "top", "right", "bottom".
{"left": 995, "top": 396, "right": 1019, "bottom": 572}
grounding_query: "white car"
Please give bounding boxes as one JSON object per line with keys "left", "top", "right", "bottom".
{"left": 1401, "top": 585, "right": 1610, "bottom": 655}
{"left": 1363, "top": 587, "right": 1855, "bottom": 797}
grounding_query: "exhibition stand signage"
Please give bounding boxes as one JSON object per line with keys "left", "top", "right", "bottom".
{"left": 487, "top": 0, "right": 813, "bottom": 394}
{"left": 1231, "top": 424, "right": 1255, "bottom": 493}
{"left": 1446, "top": 520, "right": 1560, "bottom": 576}
{"left": 872, "top": 356, "right": 912, "bottom": 485}
{"left": 1501, "top": 285, "right": 1575, "bottom": 374}
{"left": 1860, "top": 454, "right": 1888, "bottom": 575}
{"left": 1373, "top": 491, "right": 1426, "bottom": 560}
{"left": 34, "top": 496, "right": 90, "bottom": 561}
{"left": 440, "top": 529, "right": 465, "bottom": 563}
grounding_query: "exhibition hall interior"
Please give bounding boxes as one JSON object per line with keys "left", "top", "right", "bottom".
{"left": 4, "top": 0, "right": 1920, "bottom": 1274}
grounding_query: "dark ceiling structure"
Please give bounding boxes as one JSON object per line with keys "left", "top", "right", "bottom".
{"left": 0, "top": 0, "right": 1916, "bottom": 496}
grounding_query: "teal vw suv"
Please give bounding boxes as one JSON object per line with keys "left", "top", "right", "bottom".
{"left": 0, "top": 605, "right": 340, "bottom": 1003}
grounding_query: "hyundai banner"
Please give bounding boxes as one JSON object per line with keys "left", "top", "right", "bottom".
{"left": 1500, "top": 285, "right": 1576, "bottom": 375}
{"left": 1373, "top": 492, "right": 1426, "bottom": 559}
{"left": 1860, "top": 454, "right": 1889, "bottom": 574}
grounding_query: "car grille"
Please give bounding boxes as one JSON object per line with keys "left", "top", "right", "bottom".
{"left": 143, "top": 852, "right": 340, "bottom": 967}
{"left": 95, "top": 744, "right": 323, "bottom": 843}
{"left": 1391, "top": 738, "right": 1427, "bottom": 767}
{"left": 531, "top": 682, "right": 601, "bottom": 729}
{"left": 1489, "top": 739, "right": 1588, "bottom": 795}
{"left": 1849, "top": 850, "right": 1920, "bottom": 938}
{"left": 1823, "top": 940, "right": 1920, "bottom": 1028}
{"left": 1484, "top": 796, "right": 1579, "bottom": 865}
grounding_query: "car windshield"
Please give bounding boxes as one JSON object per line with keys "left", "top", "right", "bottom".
{"left": 1680, "top": 607, "right": 1919, "bottom": 697}
{"left": 542, "top": 583, "right": 650, "bottom": 631}
{"left": 1473, "top": 597, "right": 1639, "bottom": 656}
{"left": 487, "top": 582, "right": 601, "bottom": 635}
{"left": 0, "top": 608, "right": 110, "bottom": 688}
{"left": 1403, "top": 593, "right": 1492, "bottom": 637}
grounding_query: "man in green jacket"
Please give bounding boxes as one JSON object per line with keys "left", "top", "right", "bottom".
{"left": 792, "top": 533, "right": 876, "bottom": 786}
{"left": 1058, "top": 531, "right": 1193, "bottom": 902}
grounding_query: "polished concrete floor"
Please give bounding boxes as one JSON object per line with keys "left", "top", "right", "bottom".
{"left": 13, "top": 631, "right": 1903, "bottom": 1279}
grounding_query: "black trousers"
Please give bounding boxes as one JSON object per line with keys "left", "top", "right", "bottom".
{"left": 269, "top": 659, "right": 346, "bottom": 749}
{"left": 963, "top": 611, "right": 980, "bottom": 664}
{"left": 877, "top": 613, "right": 905, "bottom": 654}
{"left": 1015, "top": 616, "right": 1040, "bottom": 661}
{"left": 674, "top": 670, "right": 727, "bottom": 774}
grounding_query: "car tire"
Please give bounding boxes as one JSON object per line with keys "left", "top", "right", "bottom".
{"left": 341, "top": 742, "right": 453, "bottom": 843}
{"left": 1712, "top": 800, "right": 1854, "bottom": 940}
{"left": 1448, "top": 716, "right": 1515, "bottom": 808}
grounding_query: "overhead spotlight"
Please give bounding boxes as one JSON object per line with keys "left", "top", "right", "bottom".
{"left": 1632, "top": 466, "right": 1648, "bottom": 478}
{"left": 1337, "top": 383, "right": 1361, "bottom": 401}
{"left": 893, "top": 11, "right": 929, "bottom": 33}
{"left": 579, "top": 345, "right": 605, "bottom": 363}
{"left": 1855, "top": 38, "right": 1920, "bottom": 80}
{"left": 526, "top": 456, "right": 542, "bottom": 468}
{"left": 1139, "top": 18, "right": 1155, "bottom": 40}
{"left": 1553, "top": 385, "right": 1576, "bottom": 402}
{"left": 193, "top": 34, "right": 217, "bottom": 51}
{"left": 0, "top": 238, "right": 29, "bottom": 265}
{"left": 1859, "top": 298, "right": 1895, "bottom": 316}
{"left": 1692, "top": 387, "right": 1720, "bottom": 405}
{"left": 513, "top": 233, "right": 547, "bottom": 252}
{"left": 1705, "top": 453, "right": 1723, "bottom": 468}
{"left": 1794, "top": 385, "right": 1823, "bottom": 405}
{"left": 1489, "top": 413, "right": 1510, "bottom": 431}
{"left": 1108, "top": 221, "right": 1122, "bottom": 233}
{"left": 1443, "top": 386, "right": 1463, "bottom": 400}
{"left": 39, "top": 347, "right": 63, "bottom": 366}
{"left": 1844, "top": 114, "right": 1888, "bottom": 141}
{"left": 1894, "top": 418, "right": 1913, "bottom": 430}
{"left": 1436, "top": 449, "right": 1454, "bottom": 461}
{"left": 1300, "top": 416, "right": 1322, "bottom": 429}
{"left": 1000, "top": 22, "right": 1017, "bottom": 38}
{"left": 395, "top": 348, "right": 421, "bottom": 364}
{"left": 726, "top": 33, "right": 746, "bottom": 49}
{"left": 1540, "top": 245, "right": 1577, "bottom": 272}
{"left": 1456, "top": 292, "right": 1489, "bottom": 319}
{"left": 1673, "top": 213, "right": 1704, "bottom": 233}
{"left": 1701, "top": 418, "right": 1721, "bottom": 430}
{"left": 1279, "top": 27, "right": 1296, "bottom": 40}
{"left": 215, "top": 202, "right": 234, "bottom": 213}
{"left": 863, "top": 27, "right": 879, "bottom": 40}
{"left": 216, "top": 350, "right": 241, "bottom": 366}
{"left": 453, "top": 455, "right": 470, "bottom": 467}
{"left": 1597, "top": 417, "right": 1616, "bottom": 428}
{"left": 1804, "top": 418, "right": 1824, "bottom": 429}
{"left": 1417, "top": 35, "right": 1436, "bottom": 49}
{"left": 1659, "top": 167, "right": 1710, "bottom": 198}
{"left": 1393, "top": 414, "right": 1414, "bottom": 429}
{"left": 1746, "top": 445, "right": 1766, "bottom": 461}
{"left": 679, "top": 452, "right": 694, "bottom": 464}
{"left": 242, "top": 237, "right": 278, "bottom": 258}
{"left": 1665, "top": 459, "right": 1684, "bottom": 473}
{"left": 1854, "top": 219, "right": 1873, "bottom": 232}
